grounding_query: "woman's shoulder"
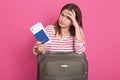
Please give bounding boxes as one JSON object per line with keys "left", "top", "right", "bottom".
{"left": 45, "top": 25, "right": 55, "bottom": 30}
{"left": 45, "top": 25, "right": 55, "bottom": 33}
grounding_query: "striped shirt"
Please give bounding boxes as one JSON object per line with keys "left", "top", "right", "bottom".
{"left": 33, "top": 25, "right": 85, "bottom": 54}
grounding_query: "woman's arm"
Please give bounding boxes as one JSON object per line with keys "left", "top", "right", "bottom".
{"left": 66, "top": 10, "right": 86, "bottom": 53}
{"left": 66, "top": 10, "right": 85, "bottom": 42}
{"left": 73, "top": 23, "right": 85, "bottom": 42}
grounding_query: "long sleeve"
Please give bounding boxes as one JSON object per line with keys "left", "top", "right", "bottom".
{"left": 74, "top": 28, "right": 86, "bottom": 54}
{"left": 74, "top": 38, "right": 86, "bottom": 54}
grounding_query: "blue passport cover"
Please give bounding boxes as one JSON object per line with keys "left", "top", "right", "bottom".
{"left": 34, "top": 29, "right": 49, "bottom": 44}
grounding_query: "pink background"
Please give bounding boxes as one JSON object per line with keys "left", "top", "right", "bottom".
{"left": 0, "top": 0, "right": 120, "bottom": 80}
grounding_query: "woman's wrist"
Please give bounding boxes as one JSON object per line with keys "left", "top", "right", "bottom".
{"left": 73, "top": 21, "right": 80, "bottom": 29}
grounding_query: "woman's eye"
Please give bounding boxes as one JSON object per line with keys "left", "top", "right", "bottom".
{"left": 66, "top": 16, "right": 71, "bottom": 20}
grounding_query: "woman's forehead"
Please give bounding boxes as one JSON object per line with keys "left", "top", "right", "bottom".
{"left": 61, "top": 9, "right": 72, "bottom": 15}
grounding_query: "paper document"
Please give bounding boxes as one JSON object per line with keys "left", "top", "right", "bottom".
{"left": 30, "top": 22, "right": 50, "bottom": 44}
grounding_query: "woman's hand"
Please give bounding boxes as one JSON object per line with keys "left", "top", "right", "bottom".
{"left": 35, "top": 41, "right": 46, "bottom": 54}
{"left": 66, "top": 9, "right": 84, "bottom": 42}
{"left": 66, "top": 9, "right": 79, "bottom": 27}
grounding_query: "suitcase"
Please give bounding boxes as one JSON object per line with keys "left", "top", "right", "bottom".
{"left": 37, "top": 52, "right": 88, "bottom": 80}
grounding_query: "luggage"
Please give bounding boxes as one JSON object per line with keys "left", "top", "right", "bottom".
{"left": 37, "top": 52, "right": 88, "bottom": 80}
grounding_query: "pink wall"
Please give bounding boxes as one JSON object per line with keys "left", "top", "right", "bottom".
{"left": 0, "top": 0, "right": 120, "bottom": 80}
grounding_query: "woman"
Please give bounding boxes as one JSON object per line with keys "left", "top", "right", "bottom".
{"left": 33, "top": 3, "right": 85, "bottom": 55}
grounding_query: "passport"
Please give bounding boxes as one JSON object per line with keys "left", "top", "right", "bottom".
{"left": 30, "top": 22, "right": 50, "bottom": 44}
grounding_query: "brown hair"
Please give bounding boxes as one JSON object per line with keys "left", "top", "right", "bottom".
{"left": 54, "top": 3, "right": 83, "bottom": 36}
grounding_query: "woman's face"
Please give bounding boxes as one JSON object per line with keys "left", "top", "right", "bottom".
{"left": 58, "top": 9, "right": 72, "bottom": 28}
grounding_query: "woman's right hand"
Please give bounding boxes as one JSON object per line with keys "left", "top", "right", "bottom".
{"left": 35, "top": 41, "right": 46, "bottom": 54}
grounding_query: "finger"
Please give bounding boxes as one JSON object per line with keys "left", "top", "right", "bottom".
{"left": 37, "top": 41, "right": 41, "bottom": 44}
{"left": 66, "top": 10, "right": 75, "bottom": 19}
{"left": 64, "top": 10, "right": 72, "bottom": 16}
{"left": 37, "top": 45, "right": 45, "bottom": 52}
{"left": 72, "top": 9, "right": 76, "bottom": 16}
{"left": 66, "top": 11, "right": 73, "bottom": 16}
{"left": 36, "top": 42, "right": 41, "bottom": 46}
{"left": 67, "top": 10, "right": 75, "bottom": 16}
{"left": 37, "top": 44, "right": 45, "bottom": 48}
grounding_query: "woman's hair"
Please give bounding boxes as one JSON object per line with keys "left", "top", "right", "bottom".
{"left": 54, "top": 3, "right": 83, "bottom": 36}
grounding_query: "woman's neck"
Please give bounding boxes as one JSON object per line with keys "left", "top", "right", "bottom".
{"left": 61, "top": 28, "right": 69, "bottom": 35}
{"left": 56, "top": 27, "right": 69, "bottom": 40}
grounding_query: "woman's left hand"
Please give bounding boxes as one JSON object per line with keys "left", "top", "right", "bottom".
{"left": 67, "top": 10, "right": 79, "bottom": 27}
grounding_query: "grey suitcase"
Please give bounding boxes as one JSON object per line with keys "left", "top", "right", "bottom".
{"left": 38, "top": 52, "right": 88, "bottom": 80}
